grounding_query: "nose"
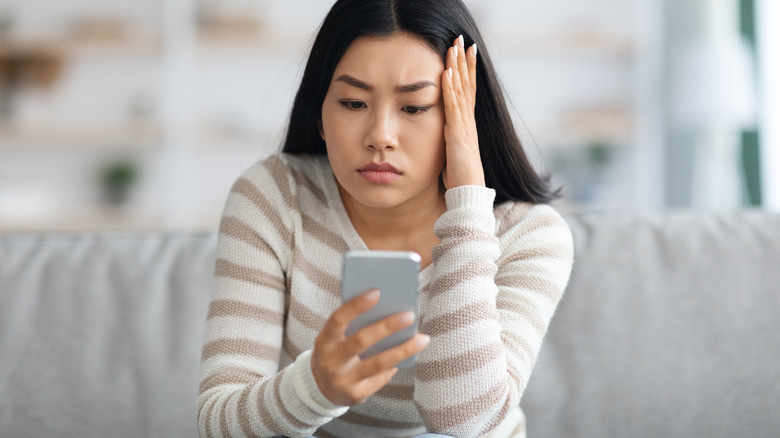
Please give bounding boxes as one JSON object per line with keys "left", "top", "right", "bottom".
{"left": 364, "top": 107, "right": 398, "bottom": 151}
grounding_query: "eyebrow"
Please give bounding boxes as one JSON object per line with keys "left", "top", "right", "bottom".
{"left": 334, "top": 74, "right": 437, "bottom": 93}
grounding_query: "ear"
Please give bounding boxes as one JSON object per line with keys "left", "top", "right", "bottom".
{"left": 317, "top": 119, "right": 325, "bottom": 141}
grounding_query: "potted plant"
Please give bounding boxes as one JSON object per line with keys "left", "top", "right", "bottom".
{"left": 100, "top": 159, "right": 139, "bottom": 206}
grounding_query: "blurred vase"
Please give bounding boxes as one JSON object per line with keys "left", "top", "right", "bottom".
{"left": 669, "top": 36, "right": 757, "bottom": 208}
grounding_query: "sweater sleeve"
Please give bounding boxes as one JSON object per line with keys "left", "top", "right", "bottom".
{"left": 414, "top": 185, "right": 574, "bottom": 437}
{"left": 197, "top": 158, "right": 348, "bottom": 438}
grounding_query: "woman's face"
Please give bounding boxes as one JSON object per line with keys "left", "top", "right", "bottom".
{"left": 320, "top": 32, "right": 446, "bottom": 211}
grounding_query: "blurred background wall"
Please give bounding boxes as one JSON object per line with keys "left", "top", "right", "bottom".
{"left": 0, "top": 0, "right": 775, "bottom": 232}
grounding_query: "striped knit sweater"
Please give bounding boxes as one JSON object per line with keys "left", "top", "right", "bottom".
{"left": 198, "top": 153, "right": 574, "bottom": 438}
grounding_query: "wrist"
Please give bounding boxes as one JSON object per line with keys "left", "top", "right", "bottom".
{"left": 442, "top": 167, "right": 485, "bottom": 190}
{"left": 293, "top": 350, "right": 349, "bottom": 417}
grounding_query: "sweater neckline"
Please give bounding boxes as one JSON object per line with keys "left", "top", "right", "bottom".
{"left": 317, "top": 156, "right": 435, "bottom": 285}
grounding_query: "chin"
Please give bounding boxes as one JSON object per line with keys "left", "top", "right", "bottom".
{"left": 352, "top": 191, "right": 405, "bottom": 209}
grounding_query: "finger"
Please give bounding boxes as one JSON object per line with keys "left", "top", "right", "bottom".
{"left": 456, "top": 37, "right": 471, "bottom": 95}
{"left": 321, "top": 289, "right": 380, "bottom": 340}
{"left": 342, "top": 310, "right": 416, "bottom": 358}
{"left": 468, "top": 44, "right": 478, "bottom": 101}
{"left": 449, "top": 63, "right": 469, "bottom": 124}
{"left": 445, "top": 47, "right": 466, "bottom": 113}
{"left": 452, "top": 35, "right": 473, "bottom": 101}
{"left": 350, "top": 367, "right": 399, "bottom": 404}
{"left": 453, "top": 34, "right": 464, "bottom": 53}
{"left": 363, "top": 367, "right": 398, "bottom": 390}
{"left": 447, "top": 44, "right": 463, "bottom": 99}
{"left": 442, "top": 67, "right": 461, "bottom": 130}
{"left": 354, "top": 333, "right": 431, "bottom": 380}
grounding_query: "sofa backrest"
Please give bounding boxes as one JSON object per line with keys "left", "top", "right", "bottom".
{"left": 521, "top": 211, "right": 780, "bottom": 438}
{"left": 0, "top": 232, "right": 216, "bottom": 438}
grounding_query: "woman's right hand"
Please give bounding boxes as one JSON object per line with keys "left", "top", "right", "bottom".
{"left": 311, "top": 289, "right": 430, "bottom": 406}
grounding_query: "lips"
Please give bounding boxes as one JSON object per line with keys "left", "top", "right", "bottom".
{"left": 358, "top": 162, "right": 402, "bottom": 183}
{"left": 360, "top": 162, "right": 400, "bottom": 173}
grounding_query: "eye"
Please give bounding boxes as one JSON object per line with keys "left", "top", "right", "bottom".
{"left": 339, "top": 101, "right": 366, "bottom": 110}
{"left": 403, "top": 106, "right": 432, "bottom": 114}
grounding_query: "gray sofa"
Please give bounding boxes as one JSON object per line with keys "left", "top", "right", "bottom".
{"left": 1, "top": 211, "right": 779, "bottom": 438}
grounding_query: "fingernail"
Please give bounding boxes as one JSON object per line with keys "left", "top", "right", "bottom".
{"left": 417, "top": 334, "right": 431, "bottom": 348}
{"left": 397, "top": 311, "right": 415, "bottom": 325}
{"left": 447, "top": 67, "right": 452, "bottom": 78}
{"left": 458, "top": 35, "right": 464, "bottom": 47}
{"left": 364, "top": 289, "right": 380, "bottom": 301}
{"left": 453, "top": 45, "right": 458, "bottom": 58}
{"left": 472, "top": 43, "right": 478, "bottom": 57}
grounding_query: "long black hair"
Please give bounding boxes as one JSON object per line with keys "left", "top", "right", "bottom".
{"left": 282, "top": 0, "right": 559, "bottom": 205}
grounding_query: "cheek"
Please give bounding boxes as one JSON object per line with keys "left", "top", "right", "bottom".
{"left": 321, "top": 103, "right": 363, "bottom": 145}
{"left": 321, "top": 106, "right": 357, "bottom": 179}
{"left": 322, "top": 114, "right": 349, "bottom": 160}
{"left": 320, "top": 102, "right": 337, "bottom": 142}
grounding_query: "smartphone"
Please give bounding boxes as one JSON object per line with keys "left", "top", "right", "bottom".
{"left": 341, "top": 250, "right": 421, "bottom": 368}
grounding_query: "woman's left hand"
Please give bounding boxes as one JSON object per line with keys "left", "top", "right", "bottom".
{"left": 441, "top": 35, "right": 485, "bottom": 189}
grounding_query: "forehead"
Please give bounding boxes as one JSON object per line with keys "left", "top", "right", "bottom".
{"left": 333, "top": 33, "right": 445, "bottom": 85}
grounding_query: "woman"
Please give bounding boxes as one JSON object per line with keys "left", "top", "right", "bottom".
{"left": 198, "top": 0, "right": 573, "bottom": 437}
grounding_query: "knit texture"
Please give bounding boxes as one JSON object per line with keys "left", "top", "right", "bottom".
{"left": 198, "top": 153, "right": 573, "bottom": 438}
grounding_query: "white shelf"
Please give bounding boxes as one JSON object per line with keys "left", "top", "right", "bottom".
{"left": 491, "top": 31, "right": 633, "bottom": 58}
{"left": 0, "top": 34, "right": 162, "bottom": 57}
{"left": 66, "top": 35, "right": 162, "bottom": 58}
{"left": 0, "top": 122, "right": 162, "bottom": 149}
